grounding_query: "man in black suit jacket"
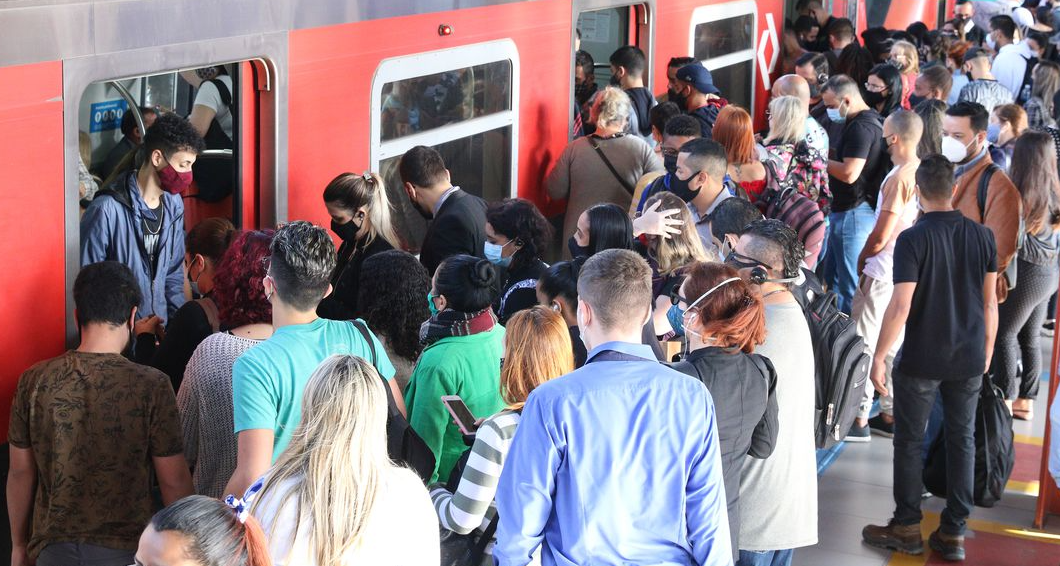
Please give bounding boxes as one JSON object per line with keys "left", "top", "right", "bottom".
{"left": 400, "top": 145, "right": 488, "bottom": 275}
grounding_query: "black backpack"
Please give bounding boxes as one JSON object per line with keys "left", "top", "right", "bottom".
{"left": 923, "top": 375, "right": 1015, "bottom": 507}
{"left": 351, "top": 320, "right": 436, "bottom": 483}
{"left": 1017, "top": 55, "right": 1039, "bottom": 105}
{"left": 790, "top": 270, "right": 871, "bottom": 449}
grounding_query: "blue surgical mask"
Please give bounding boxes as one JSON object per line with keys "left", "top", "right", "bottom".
{"left": 484, "top": 240, "right": 513, "bottom": 267}
{"left": 826, "top": 101, "right": 847, "bottom": 124}
{"left": 427, "top": 292, "right": 439, "bottom": 316}
{"left": 987, "top": 123, "right": 1001, "bottom": 144}
{"left": 667, "top": 303, "right": 686, "bottom": 336}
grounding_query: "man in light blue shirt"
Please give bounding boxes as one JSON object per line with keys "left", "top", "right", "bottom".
{"left": 495, "top": 249, "right": 732, "bottom": 566}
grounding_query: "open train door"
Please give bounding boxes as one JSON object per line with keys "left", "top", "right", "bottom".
{"left": 1037, "top": 302, "right": 1060, "bottom": 528}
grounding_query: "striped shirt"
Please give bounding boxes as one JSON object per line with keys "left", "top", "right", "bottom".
{"left": 429, "top": 409, "right": 521, "bottom": 535}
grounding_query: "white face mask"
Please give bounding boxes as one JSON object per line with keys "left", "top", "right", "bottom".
{"left": 941, "top": 135, "right": 974, "bottom": 163}
{"left": 986, "top": 32, "right": 997, "bottom": 51}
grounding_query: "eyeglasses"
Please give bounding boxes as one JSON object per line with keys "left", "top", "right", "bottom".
{"left": 864, "top": 82, "right": 887, "bottom": 93}
{"left": 725, "top": 250, "right": 771, "bottom": 270}
{"left": 669, "top": 287, "right": 689, "bottom": 306}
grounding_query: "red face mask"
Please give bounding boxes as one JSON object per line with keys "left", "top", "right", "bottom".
{"left": 156, "top": 160, "right": 194, "bottom": 195}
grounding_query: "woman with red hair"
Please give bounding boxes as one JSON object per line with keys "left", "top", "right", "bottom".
{"left": 712, "top": 106, "right": 767, "bottom": 202}
{"left": 668, "top": 261, "right": 778, "bottom": 562}
{"left": 179, "top": 229, "right": 275, "bottom": 498}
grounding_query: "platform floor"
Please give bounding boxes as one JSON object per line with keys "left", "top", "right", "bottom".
{"left": 794, "top": 371, "right": 1060, "bottom": 566}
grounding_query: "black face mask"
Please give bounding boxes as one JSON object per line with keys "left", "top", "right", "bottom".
{"left": 575, "top": 81, "right": 596, "bottom": 105}
{"left": 669, "top": 169, "right": 702, "bottom": 203}
{"left": 863, "top": 90, "right": 887, "bottom": 108}
{"left": 568, "top": 235, "right": 590, "bottom": 258}
{"left": 807, "top": 82, "right": 821, "bottom": 100}
{"left": 609, "top": 74, "right": 621, "bottom": 86}
{"left": 663, "top": 151, "right": 679, "bottom": 174}
{"left": 331, "top": 217, "right": 362, "bottom": 242}
{"left": 670, "top": 89, "right": 688, "bottom": 110}
{"left": 908, "top": 93, "right": 926, "bottom": 108}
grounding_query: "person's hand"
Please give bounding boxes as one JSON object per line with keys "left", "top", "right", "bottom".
{"left": 856, "top": 254, "right": 867, "bottom": 277}
{"left": 11, "top": 545, "right": 33, "bottom": 566}
{"left": 633, "top": 200, "right": 683, "bottom": 239}
{"left": 870, "top": 357, "right": 889, "bottom": 397}
{"left": 134, "top": 315, "right": 164, "bottom": 340}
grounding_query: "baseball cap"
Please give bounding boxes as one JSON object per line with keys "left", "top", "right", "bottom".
{"left": 676, "top": 64, "right": 720, "bottom": 95}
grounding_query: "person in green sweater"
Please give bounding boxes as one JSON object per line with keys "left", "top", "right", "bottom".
{"left": 406, "top": 254, "right": 507, "bottom": 483}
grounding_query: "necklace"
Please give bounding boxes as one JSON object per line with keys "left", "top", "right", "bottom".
{"left": 142, "top": 206, "right": 163, "bottom": 235}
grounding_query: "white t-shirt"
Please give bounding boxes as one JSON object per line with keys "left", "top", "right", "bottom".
{"left": 194, "top": 75, "right": 233, "bottom": 139}
{"left": 863, "top": 163, "right": 920, "bottom": 282}
{"left": 253, "top": 469, "right": 440, "bottom": 566}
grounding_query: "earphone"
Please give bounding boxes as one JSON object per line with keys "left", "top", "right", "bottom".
{"left": 748, "top": 266, "right": 801, "bottom": 286}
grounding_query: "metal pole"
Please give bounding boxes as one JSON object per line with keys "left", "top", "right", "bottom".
{"left": 109, "top": 80, "right": 145, "bottom": 139}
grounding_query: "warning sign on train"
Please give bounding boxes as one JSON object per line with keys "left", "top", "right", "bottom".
{"left": 89, "top": 100, "right": 129, "bottom": 133}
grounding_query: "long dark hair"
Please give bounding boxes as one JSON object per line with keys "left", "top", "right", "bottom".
{"left": 869, "top": 63, "right": 904, "bottom": 117}
{"left": 1010, "top": 131, "right": 1060, "bottom": 235}
{"left": 586, "top": 203, "right": 634, "bottom": 255}
{"left": 486, "top": 198, "right": 553, "bottom": 272}
{"left": 150, "top": 495, "right": 272, "bottom": 566}
{"left": 357, "top": 250, "right": 430, "bottom": 361}
{"left": 914, "top": 98, "right": 947, "bottom": 157}
{"left": 837, "top": 45, "right": 875, "bottom": 91}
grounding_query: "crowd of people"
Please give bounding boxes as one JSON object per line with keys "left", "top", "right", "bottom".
{"left": 12, "top": 1, "right": 1060, "bottom": 566}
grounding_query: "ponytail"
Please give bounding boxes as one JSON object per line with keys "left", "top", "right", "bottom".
{"left": 322, "top": 171, "right": 401, "bottom": 249}
{"left": 150, "top": 495, "right": 274, "bottom": 566}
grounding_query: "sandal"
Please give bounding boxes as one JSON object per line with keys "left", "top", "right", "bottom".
{"left": 1012, "top": 399, "right": 1034, "bottom": 421}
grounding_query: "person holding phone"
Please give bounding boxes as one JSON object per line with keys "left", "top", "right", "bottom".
{"left": 430, "top": 307, "right": 574, "bottom": 559}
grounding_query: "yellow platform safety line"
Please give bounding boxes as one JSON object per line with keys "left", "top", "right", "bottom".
{"left": 885, "top": 511, "right": 1060, "bottom": 565}
{"left": 1007, "top": 479, "right": 1041, "bottom": 496}
{"left": 1014, "top": 433, "right": 1044, "bottom": 447}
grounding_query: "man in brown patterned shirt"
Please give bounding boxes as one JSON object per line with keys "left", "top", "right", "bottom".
{"left": 7, "top": 261, "right": 192, "bottom": 566}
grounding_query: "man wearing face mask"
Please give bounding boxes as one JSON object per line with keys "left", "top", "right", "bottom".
{"left": 399, "top": 145, "right": 488, "bottom": 275}
{"left": 911, "top": 65, "right": 954, "bottom": 108}
{"left": 988, "top": 15, "right": 1031, "bottom": 100}
{"left": 957, "top": 47, "right": 1014, "bottom": 114}
{"left": 953, "top": 0, "right": 986, "bottom": 46}
{"left": 673, "top": 138, "right": 733, "bottom": 249}
{"left": 81, "top": 113, "right": 205, "bottom": 325}
{"left": 672, "top": 64, "right": 729, "bottom": 140}
{"left": 821, "top": 75, "right": 886, "bottom": 314}
{"left": 772, "top": 73, "right": 830, "bottom": 154}
{"left": 633, "top": 115, "right": 702, "bottom": 215}
{"left": 942, "top": 101, "right": 1022, "bottom": 303}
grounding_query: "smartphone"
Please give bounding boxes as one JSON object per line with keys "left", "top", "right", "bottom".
{"left": 442, "top": 395, "right": 479, "bottom": 435}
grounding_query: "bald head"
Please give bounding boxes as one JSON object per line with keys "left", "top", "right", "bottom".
{"left": 772, "top": 74, "right": 811, "bottom": 105}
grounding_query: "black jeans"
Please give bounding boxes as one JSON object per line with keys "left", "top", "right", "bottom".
{"left": 893, "top": 372, "right": 982, "bottom": 536}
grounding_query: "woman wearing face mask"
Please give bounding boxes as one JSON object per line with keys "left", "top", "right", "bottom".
{"left": 945, "top": 41, "right": 974, "bottom": 105}
{"left": 915, "top": 99, "right": 948, "bottom": 157}
{"left": 988, "top": 103, "right": 1028, "bottom": 172}
{"left": 667, "top": 261, "right": 778, "bottom": 562}
{"left": 405, "top": 255, "right": 506, "bottom": 483}
{"left": 135, "top": 216, "right": 235, "bottom": 392}
{"left": 484, "top": 198, "right": 553, "bottom": 324}
{"left": 642, "top": 191, "right": 710, "bottom": 337}
{"left": 889, "top": 41, "right": 921, "bottom": 110}
{"left": 713, "top": 106, "right": 767, "bottom": 202}
{"left": 536, "top": 259, "right": 589, "bottom": 367}
{"left": 761, "top": 96, "right": 831, "bottom": 225}
{"left": 864, "top": 63, "right": 905, "bottom": 118}
{"left": 1025, "top": 61, "right": 1060, "bottom": 130}
{"left": 317, "top": 172, "right": 401, "bottom": 321}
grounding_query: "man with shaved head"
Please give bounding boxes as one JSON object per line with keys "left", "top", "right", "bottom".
{"left": 772, "top": 74, "right": 828, "bottom": 153}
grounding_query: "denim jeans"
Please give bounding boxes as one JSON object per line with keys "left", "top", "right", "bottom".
{"left": 823, "top": 202, "right": 875, "bottom": 314}
{"left": 893, "top": 372, "right": 982, "bottom": 536}
{"left": 736, "top": 549, "right": 794, "bottom": 566}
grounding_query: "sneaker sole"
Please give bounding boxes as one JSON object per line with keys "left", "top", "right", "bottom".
{"left": 863, "top": 538, "right": 924, "bottom": 555}
{"left": 929, "top": 535, "right": 965, "bottom": 561}
{"left": 844, "top": 435, "right": 871, "bottom": 443}
{"left": 870, "top": 428, "right": 894, "bottom": 438}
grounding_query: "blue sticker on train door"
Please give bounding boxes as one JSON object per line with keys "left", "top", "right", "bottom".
{"left": 89, "top": 99, "right": 129, "bottom": 133}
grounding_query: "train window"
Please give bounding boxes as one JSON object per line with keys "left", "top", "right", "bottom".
{"left": 77, "top": 64, "right": 246, "bottom": 230}
{"left": 371, "top": 40, "right": 520, "bottom": 252}
{"left": 690, "top": 1, "right": 757, "bottom": 110}
{"left": 576, "top": 4, "right": 651, "bottom": 90}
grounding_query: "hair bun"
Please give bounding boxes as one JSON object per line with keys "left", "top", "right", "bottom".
{"left": 470, "top": 259, "right": 496, "bottom": 288}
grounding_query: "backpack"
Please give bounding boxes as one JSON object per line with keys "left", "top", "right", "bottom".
{"left": 922, "top": 375, "right": 1016, "bottom": 507}
{"left": 766, "top": 141, "right": 832, "bottom": 211}
{"left": 350, "top": 320, "right": 436, "bottom": 483}
{"left": 790, "top": 271, "right": 872, "bottom": 449}
{"left": 976, "top": 163, "right": 1024, "bottom": 290}
{"left": 192, "top": 78, "right": 236, "bottom": 203}
{"left": 758, "top": 158, "right": 827, "bottom": 269}
{"left": 1016, "top": 55, "right": 1039, "bottom": 105}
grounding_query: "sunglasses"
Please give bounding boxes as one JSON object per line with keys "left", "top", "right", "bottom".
{"left": 725, "top": 250, "right": 771, "bottom": 270}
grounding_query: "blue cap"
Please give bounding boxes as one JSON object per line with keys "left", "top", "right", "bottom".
{"left": 676, "top": 63, "right": 720, "bottom": 95}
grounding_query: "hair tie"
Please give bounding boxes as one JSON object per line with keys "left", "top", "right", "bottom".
{"left": 362, "top": 171, "right": 374, "bottom": 184}
{"left": 224, "top": 478, "right": 264, "bottom": 524}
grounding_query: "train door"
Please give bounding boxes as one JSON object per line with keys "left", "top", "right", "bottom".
{"left": 63, "top": 36, "right": 286, "bottom": 344}
{"left": 370, "top": 40, "right": 520, "bottom": 253}
{"left": 570, "top": 0, "right": 655, "bottom": 138}
{"left": 689, "top": 2, "right": 759, "bottom": 114}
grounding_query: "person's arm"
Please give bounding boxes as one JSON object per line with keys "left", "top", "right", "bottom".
{"left": 983, "top": 176, "right": 1022, "bottom": 276}
{"left": 152, "top": 302, "right": 211, "bottom": 385}
{"left": 631, "top": 200, "right": 683, "bottom": 239}
{"left": 224, "top": 429, "right": 274, "bottom": 498}
{"left": 858, "top": 210, "right": 900, "bottom": 274}
{"left": 546, "top": 143, "right": 574, "bottom": 201}
{"left": 493, "top": 396, "right": 560, "bottom": 566}
{"left": 153, "top": 454, "right": 194, "bottom": 504}
{"left": 827, "top": 156, "right": 868, "bottom": 184}
{"left": 7, "top": 446, "right": 36, "bottom": 566}
{"left": 748, "top": 359, "right": 779, "bottom": 459}
{"left": 165, "top": 208, "right": 187, "bottom": 317}
{"left": 176, "top": 358, "right": 201, "bottom": 471}
{"left": 188, "top": 105, "right": 217, "bottom": 138}
{"left": 430, "top": 417, "right": 510, "bottom": 534}
{"left": 983, "top": 270, "right": 999, "bottom": 372}
{"left": 828, "top": 120, "right": 874, "bottom": 184}
{"left": 870, "top": 282, "right": 916, "bottom": 396}
{"left": 685, "top": 389, "right": 733, "bottom": 565}
{"left": 389, "top": 379, "right": 407, "bottom": 418}
{"left": 80, "top": 197, "right": 115, "bottom": 265}
{"left": 406, "top": 359, "right": 452, "bottom": 481}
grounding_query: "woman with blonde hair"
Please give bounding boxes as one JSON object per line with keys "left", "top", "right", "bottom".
{"left": 251, "top": 355, "right": 440, "bottom": 565}
{"left": 762, "top": 95, "right": 830, "bottom": 212}
{"left": 318, "top": 171, "right": 402, "bottom": 320}
{"left": 547, "top": 86, "right": 663, "bottom": 254}
{"left": 431, "top": 306, "right": 573, "bottom": 562}
{"left": 890, "top": 40, "right": 920, "bottom": 109}
{"left": 641, "top": 191, "right": 710, "bottom": 337}
{"left": 713, "top": 106, "right": 767, "bottom": 201}
{"left": 1025, "top": 60, "right": 1060, "bottom": 129}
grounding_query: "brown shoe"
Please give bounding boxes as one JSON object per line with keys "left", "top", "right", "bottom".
{"left": 862, "top": 520, "right": 924, "bottom": 555}
{"left": 929, "top": 529, "right": 966, "bottom": 561}
{"left": 1012, "top": 398, "right": 1034, "bottom": 421}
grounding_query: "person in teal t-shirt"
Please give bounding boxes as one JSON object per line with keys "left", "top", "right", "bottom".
{"left": 407, "top": 255, "right": 507, "bottom": 483}
{"left": 226, "top": 221, "right": 399, "bottom": 498}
